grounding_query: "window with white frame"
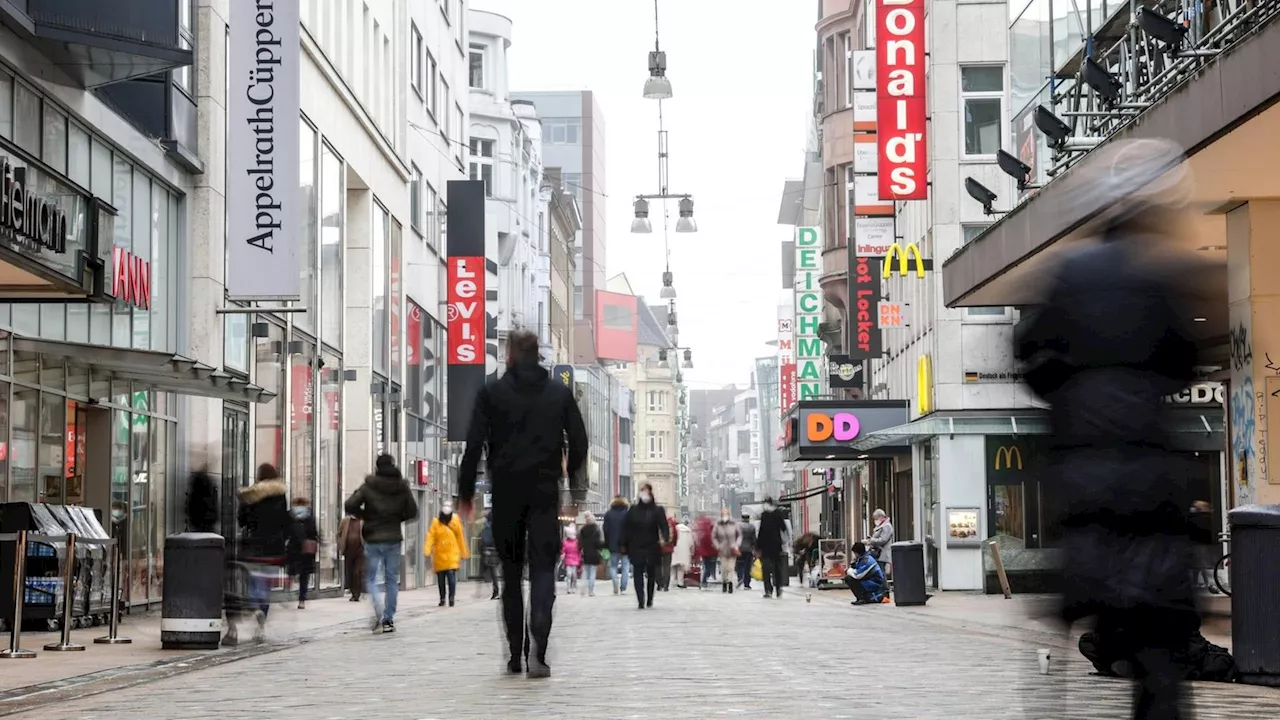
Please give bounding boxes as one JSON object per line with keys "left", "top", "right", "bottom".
{"left": 648, "top": 430, "right": 665, "bottom": 459}
{"left": 841, "top": 32, "right": 852, "bottom": 108}
{"left": 411, "top": 23, "right": 424, "bottom": 98}
{"left": 441, "top": 80, "right": 451, "bottom": 143}
{"left": 410, "top": 165, "right": 423, "bottom": 231}
{"left": 454, "top": 102, "right": 465, "bottom": 163}
{"left": 470, "top": 139, "right": 494, "bottom": 196}
{"left": 961, "top": 66, "right": 1004, "bottom": 157}
{"left": 469, "top": 44, "right": 485, "bottom": 89}
{"left": 426, "top": 50, "right": 438, "bottom": 119}
{"left": 647, "top": 390, "right": 667, "bottom": 413}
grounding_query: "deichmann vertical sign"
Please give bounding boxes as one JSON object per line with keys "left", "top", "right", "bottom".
{"left": 794, "top": 227, "right": 824, "bottom": 400}
{"left": 446, "top": 180, "right": 487, "bottom": 440}
{"left": 227, "top": 1, "right": 301, "bottom": 301}
{"left": 876, "top": 0, "right": 928, "bottom": 201}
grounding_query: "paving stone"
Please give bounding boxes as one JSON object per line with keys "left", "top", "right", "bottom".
{"left": 22, "top": 584, "right": 1280, "bottom": 719}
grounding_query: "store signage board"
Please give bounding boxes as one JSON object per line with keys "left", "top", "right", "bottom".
{"left": 111, "top": 246, "right": 151, "bottom": 310}
{"left": 778, "top": 315, "right": 796, "bottom": 414}
{"left": 0, "top": 157, "right": 68, "bottom": 257}
{"left": 794, "top": 227, "right": 824, "bottom": 401}
{"left": 848, "top": 257, "right": 884, "bottom": 361}
{"left": 226, "top": 0, "right": 301, "bottom": 301}
{"left": 827, "top": 354, "right": 863, "bottom": 389}
{"left": 876, "top": 0, "right": 928, "bottom": 201}
{"left": 878, "top": 300, "right": 908, "bottom": 329}
{"left": 1163, "top": 383, "right": 1224, "bottom": 405}
{"left": 794, "top": 403, "right": 908, "bottom": 449}
{"left": 445, "top": 181, "right": 487, "bottom": 440}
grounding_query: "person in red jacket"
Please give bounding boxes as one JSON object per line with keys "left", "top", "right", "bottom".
{"left": 657, "top": 512, "right": 678, "bottom": 591}
{"left": 694, "top": 515, "right": 718, "bottom": 590}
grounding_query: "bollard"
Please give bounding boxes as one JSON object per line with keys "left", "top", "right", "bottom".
{"left": 44, "top": 533, "right": 85, "bottom": 652}
{"left": 0, "top": 531, "right": 36, "bottom": 659}
{"left": 93, "top": 540, "right": 131, "bottom": 645}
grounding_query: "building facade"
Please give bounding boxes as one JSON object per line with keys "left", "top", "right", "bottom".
{"left": 544, "top": 171, "right": 580, "bottom": 365}
{"left": 510, "top": 91, "right": 606, "bottom": 365}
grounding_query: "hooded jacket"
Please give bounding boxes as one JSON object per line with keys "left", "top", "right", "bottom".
{"left": 757, "top": 508, "right": 787, "bottom": 556}
{"left": 738, "top": 519, "right": 757, "bottom": 556}
{"left": 424, "top": 512, "right": 469, "bottom": 572}
{"left": 622, "top": 499, "right": 670, "bottom": 564}
{"left": 237, "top": 478, "right": 293, "bottom": 561}
{"left": 602, "top": 497, "right": 629, "bottom": 553}
{"left": 672, "top": 523, "right": 694, "bottom": 568}
{"left": 458, "top": 359, "right": 589, "bottom": 504}
{"left": 344, "top": 465, "right": 419, "bottom": 544}
{"left": 579, "top": 521, "right": 605, "bottom": 566}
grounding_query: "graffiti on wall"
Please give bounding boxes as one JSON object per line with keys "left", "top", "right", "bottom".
{"left": 1229, "top": 316, "right": 1257, "bottom": 504}
{"left": 1230, "top": 323, "right": 1252, "bottom": 371}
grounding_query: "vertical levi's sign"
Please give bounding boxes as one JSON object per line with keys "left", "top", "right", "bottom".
{"left": 447, "top": 258, "right": 484, "bottom": 365}
{"left": 227, "top": 1, "right": 301, "bottom": 301}
{"left": 794, "top": 227, "right": 824, "bottom": 401}
{"left": 876, "top": 0, "right": 928, "bottom": 201}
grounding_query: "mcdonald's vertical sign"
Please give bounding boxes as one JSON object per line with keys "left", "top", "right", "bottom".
{"left": 876, "top": 0, "right": 928, "bottom": 200}
{"left": 794, "top": 227, "right": 824, "bottom": 400}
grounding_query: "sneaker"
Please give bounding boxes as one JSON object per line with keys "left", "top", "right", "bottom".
{"left": 297, "top": 601, "right": 306, "bottom": 610}
{"left": 372, "top": 618, "right": 384, "bottom": 633}
{"left": 382, "top": 620, "right": 396, "bottom": 633}
{"left": 449, "top": 598, "right": 455, "bottom": 607}
{"left": 527, "top": 657, "right": 551, "bottom": 679}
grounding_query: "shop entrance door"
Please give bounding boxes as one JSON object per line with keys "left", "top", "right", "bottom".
{"left": 221, "top": 407, "right": 250, "bottom": 535}
{"left": 40, "top": 400, "right": 89, "bottom": 505}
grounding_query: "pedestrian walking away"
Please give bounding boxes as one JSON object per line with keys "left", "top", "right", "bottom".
{"left": 602, "top": 495, "right": 631, "bottom": 594}
{"left": 757, "top": 497, "right": 788, "bottom": 599}
{"left": 457, "top": 330, "right": 589, "bottom": 679}
{"left": 288, "top": 497, "right": 319, "bottom": 609}
{"left": 694, "top": 515, "right": 717, "bottom": 589}
{"left": 578, "top": 513, "right": 605, "bottom": 596}
{"left": 621, "top": 482, "right": 670, "bottom": 609}
{"left": 658, "top": 511, "right": 678, "bottom": 591}
{"left": 1014, "top": 137, "right": 1204, "bottom": 720}
{"left": 479, "top": 509, "right": 500, "bottom": 600}
{"left": 671, "top": 518, "right": 694, "bottom": 589}
{"left": 337, "top": 514, "right": 365, "bottom": 602}
{"left": 425, "top": 500, "right": 469, "bottom": 607}
{"left": 225, "top": 464, "right": 294, "bottom": 645}
{"left": 713, "top": 509, "right": 742, "bottom": 594}
{"left": 561, "top": 524, "right": 582, "bottom": 595}
{"left": 344, "top": 454, "right": 420, "bottom": 634}
{"left": 737, "top": 512, "right": 757, "bottom": 589}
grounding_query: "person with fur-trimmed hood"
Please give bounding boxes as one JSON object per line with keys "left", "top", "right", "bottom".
{"left": 228, "top": 463, "right": 294, "bottom": 644}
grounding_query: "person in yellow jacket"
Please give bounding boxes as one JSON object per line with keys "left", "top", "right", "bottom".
{"left": 424, "top": 501, "right": 470, "bottom": 607}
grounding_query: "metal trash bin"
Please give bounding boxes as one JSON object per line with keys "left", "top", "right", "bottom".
{"left": 890, "top": 541, "right": 928, "bottom": 606}
{"left": 1228, "top": 504, "right": 1280, "bottom": 687}
{"left": 161, "top": 533, "right": 225, "bottom": 650}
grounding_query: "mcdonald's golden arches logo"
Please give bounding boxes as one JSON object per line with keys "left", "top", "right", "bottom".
{"left": 993, "top": 446, "right": 1023, "bottom": 471}
{"left": 882, "top": 242, "right": 934, "bottom": 279}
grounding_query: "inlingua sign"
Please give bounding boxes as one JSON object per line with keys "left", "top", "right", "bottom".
{"left": 226, "top": 0, "right": 301, "bottom": 301}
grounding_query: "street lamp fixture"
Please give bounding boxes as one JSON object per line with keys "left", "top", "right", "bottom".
{"left": 682, "top": 348, "right": 692, "bottom": 367}
{"left": 631, "top": 198, "right": 653, "bottom": 233}
{"left": 675, "top": 196, "right": 697, "bottom": 233}
{"left": 657, "top": 349, "right": 670, "bottom": 368}
{"left": 644, "top": 50, "right": 673, "bottom": 100}
{"left": 660, "top": 270, "right": 676, "bottom": 299}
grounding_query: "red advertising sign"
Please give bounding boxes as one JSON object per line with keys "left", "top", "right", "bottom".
{"left": 112, "top": 246, "right": 152, "bottom": 309}
{"left": 290, "top": 363, "right": 314, "bottom": 431}
{"left": 447, "top": 257, "right": 484, "bottom": 365}
{"left": 407, "top": 302, "right": 422, "bottom": 368}
{"left": 851, "top": 257, "right": 885, "bottom": 360}
{"left": 876, "top": 0, "right": 928, "bottom": 200}
{"left": 779, "top": 362, "right": 797, "bottom": 413}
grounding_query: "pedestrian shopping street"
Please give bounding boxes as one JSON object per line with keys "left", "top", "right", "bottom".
{"left": 15, "top": 584, "right": 1279, "bottom": 720}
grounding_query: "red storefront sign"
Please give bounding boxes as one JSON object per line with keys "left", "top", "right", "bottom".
{"left": 407, "top": 302, "right": 422, "bottom": 368}
{"left": 290, "top": 364, "right": 314, "bottom": 431}
{"left": 447, "top": 257, "right": 484, "bottom": 365}
{"left": 779, "top": 362, "right": 797, "bottom": 413}
{"left": 112, "top": 246, "right": 152, "bottom": 309}
{"left": 876, "top": 0, "right": 928, "bottom": 200}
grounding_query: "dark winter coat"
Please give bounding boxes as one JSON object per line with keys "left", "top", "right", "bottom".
{"left": 622, "top": 500, "right": 670, "bottom": 565}
{"left": 738, "top": 521, "right": 757, "bottom": 556}
{"left": 579, "top": 522, "right": 605, "bottom": 566}
{"left": 288, "top": 509, "right": 319, "bottom": 575}
{"left": 1015, "top": 233, "right": 1200, "bottom": 623}
{"left": 458, "top": 359, "right": 589, "bottom": 505}
{"left": 757, "top": 508, "right": 787, "bottom": 556}
{"left": 344, "top": 468, "right": 419, "bottom": 544}
{"left": 186, "top": 471, "right": 218, "bottom": 533}
{"left": 602, "top": 498, "right": 629, "bottom": 553}
{"left": 237, "top": 479, "right": 295, "bottom": 562}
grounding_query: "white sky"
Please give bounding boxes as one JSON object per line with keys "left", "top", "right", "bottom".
{"left": 471, "top": 0, "right": 815, "bottom": 388}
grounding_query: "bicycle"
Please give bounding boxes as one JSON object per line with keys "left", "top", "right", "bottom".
{"left": 1213, "top": 531, "right": 1231, "bottom": 596}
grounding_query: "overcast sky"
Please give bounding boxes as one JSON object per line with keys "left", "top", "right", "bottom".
{"left": 471, "top": 0, "right": 815, "bottom": 389}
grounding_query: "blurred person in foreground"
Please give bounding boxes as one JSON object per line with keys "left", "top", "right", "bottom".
{"left": 228, "top": 464, "right": 293, "bottom": 644}
{"left": 458, "top": 330, "right": 589, "bottom": 678}
{"left": 345, "top": 454, "right": 419, "bottom": 633}
{"left": 1015, "top": 138, "right": 1203, "bottom": 719}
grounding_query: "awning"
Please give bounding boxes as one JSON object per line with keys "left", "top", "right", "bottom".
{"left": 13, "top": 336, "right": 276, "bottom": 404}
{"left": 848, "top": 410, "right": 1224, "bottom": 452}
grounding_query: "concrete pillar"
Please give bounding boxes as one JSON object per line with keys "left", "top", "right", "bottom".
{"left": 1226, "top": 201, "right": 1280, "bottom": 506}
{"left": 344, "top": 190, "right": 374, "bottom": 488}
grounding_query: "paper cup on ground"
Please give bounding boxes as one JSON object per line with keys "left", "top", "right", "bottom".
{"left": 1037, "top": 648, "right": 1051, "bottom": 675}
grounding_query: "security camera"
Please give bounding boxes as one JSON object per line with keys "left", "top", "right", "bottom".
{"left": 1034, "top": 105, "right": 1072, "bottom": 149}
{"left": 964, "top": 177, "right": 999, "bottom": 216}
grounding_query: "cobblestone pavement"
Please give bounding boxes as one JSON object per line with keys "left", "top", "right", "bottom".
{"left": 22, "top": 583, "right": 1280, "bottom": 720}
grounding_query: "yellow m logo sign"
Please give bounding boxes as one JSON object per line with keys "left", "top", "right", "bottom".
{"left": 993, "top": 446, "right": 1023, "bottom": 470}
{"left": 883, "top": 243, "right": 930, "bottom": 279}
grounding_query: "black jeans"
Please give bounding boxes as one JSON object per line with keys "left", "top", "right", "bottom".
{"left": 297, "top": 568, "right": 312, "bottom": 602}
{"left": 483, "top": 560, "right": 500, "bottom": 596}
{"left": 658, "top": 553, "right": 673, "bottom": 590}
{"left": 632, "top": 556, "right": 658, "bottom": 606}
{"left": 436, "top": 569, "right": 457, "bottom": 603}
{"left": 761, "top": 554, "right": 785, "bottom": 596}
{"left": 737, "top": 554, "right": 753, "bottom": 587}
{"left": 492, "top": 487, "right": 559, "bottom": 664}
{"left": 844, "top": 576, "right": 873, "bottom": 602}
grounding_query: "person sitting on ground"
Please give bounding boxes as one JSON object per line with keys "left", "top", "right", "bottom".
{"left": 845, "top": 542, "right": 889, "bottom": 606}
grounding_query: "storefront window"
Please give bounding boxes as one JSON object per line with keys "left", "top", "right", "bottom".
{"left": 151, "top": 184, "right": 170, "bottom": 352}
{"left": 91, "top": 138, "right": 111, "bottom": 201}
{"left": 0, "top": 382, "right": 7, "bottom": 504}
{"left": 254, "top": 322, "right": 285, "bottom": 471}
{"left": 290, "top": 350, "right": 315, "bottom": 502}
{"left": 68, "top": 122, "right": 90, "bottom": 188}
{"left": 112, "top": 155, "right": 133, "bottom": 348}
{"left": 224, "top": 311, "right": 250, "bottom": 373}
{"left": 318, "top": 350, "right": 342, "bottom": 587}
{"left": 111, "top": 407, "right": 130, "bottom": 597}
{"left": 42, "top": 102, "right": 67, "bottom": 175}
{"left": 132, "top": 167, "right": 151, "bottom": 350}
{"left": 298, "top": 121, "right": 317, "bottom": 334}
{"left": 372, "top": 203, "right": 388, "bottom": 373}
{"left": 150, "top": 419, "right": 168, "bottom": 599}
{"left": 11, "top": 386, "right": 37, "bottom": 503}
{"left": 320, "top": 143, "right": 344, "bottom": 348}
{"left": 13, "top": 82, "right": 39, "bottom": 155}
{"left": 130, "top": 393, "right": 150, "bottom": 602}
{"left": 390, "top": 219, "right": 402, "bottom": 373}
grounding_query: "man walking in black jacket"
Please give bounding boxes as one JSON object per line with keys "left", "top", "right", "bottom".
{"left": 458, "top": 331, "right": 588, "bottom": 679}
{"left": 757, "top": 498, "right": 788, "bottom": 599}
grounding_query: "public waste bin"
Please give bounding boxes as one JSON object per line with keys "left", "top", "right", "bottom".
{"left": 161, "top": 533, "right": 225, "bottom": 650}
{"left": 1228, "top": 504, "right": 1280, "bottom": 687}
{"left": 890, "top": 541, "right": 928, "bottom": 607}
